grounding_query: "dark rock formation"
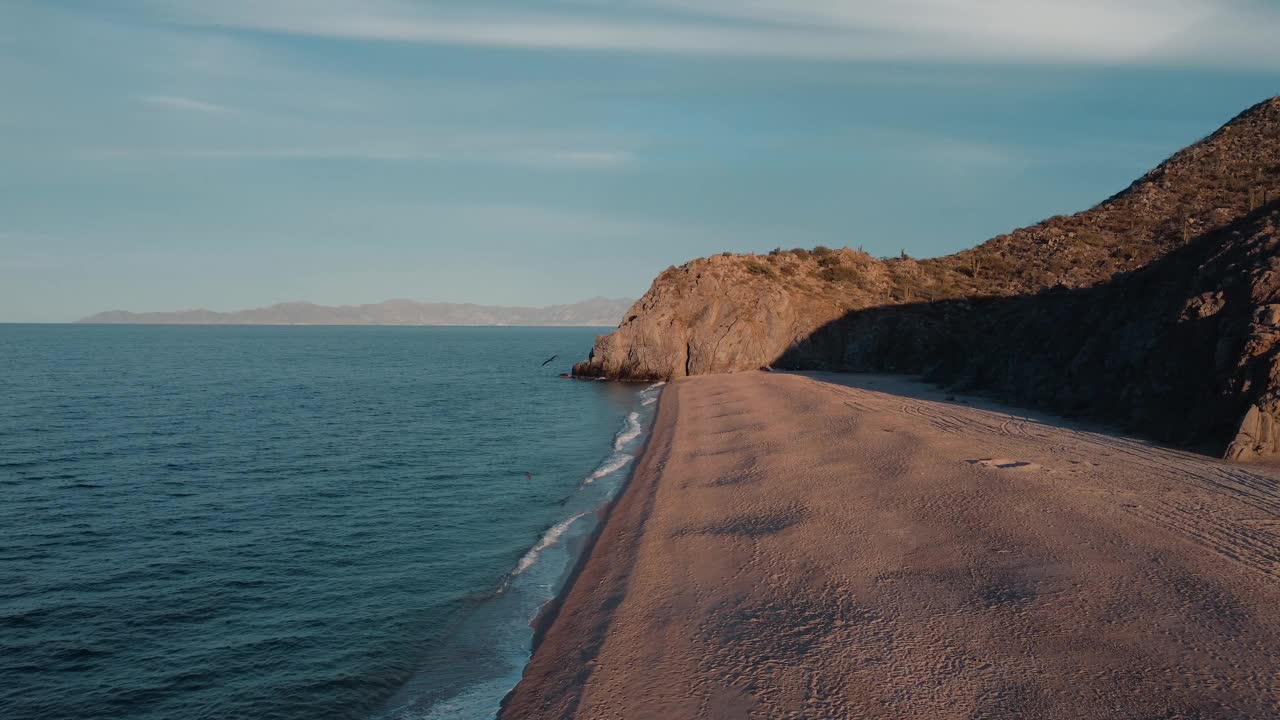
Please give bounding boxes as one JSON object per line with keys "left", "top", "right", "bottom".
{"left": 573, "top": 97, "right": 1280, "bottom": 459}
{"left": 779, "top": 204, "right": 1280, "bottom": 460}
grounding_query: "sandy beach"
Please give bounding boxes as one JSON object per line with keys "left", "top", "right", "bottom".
{"left": 502, "top": 371, "right": 1280, "bottom": 719}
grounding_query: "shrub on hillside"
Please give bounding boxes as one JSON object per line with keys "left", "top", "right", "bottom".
{"left": 819, "top": 264, "right": 861, "bottom": 283}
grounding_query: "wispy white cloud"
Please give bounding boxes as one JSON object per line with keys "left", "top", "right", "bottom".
{"left": 140, "top": 94, "right": 236, "bottom": 114}
{"left": 511, "top": 149, "right": 634, "bottom": 169}
{"left": 832, "top": 126, "right": 1026, "bottom": 170}
{"left": 90, "top": 142, "right": 634, "bottom": 168}
{"left": 172, "top": 146, "right": 439, "bottom": 161}
{"left": 435, "top": 203, "right": 699, "bottom": 242}
{"left": 426, "top": 202, "right": 818, "bottom": 250}
{"left": 146, "top": 0, "right": 1280, "bottom": 68}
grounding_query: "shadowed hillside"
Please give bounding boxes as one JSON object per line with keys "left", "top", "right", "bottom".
{"left": 573, "top": 97, "right": 1280, "bottom": 459}
{"left": 778, "top": 202, "right": 1280, "bottom": 460}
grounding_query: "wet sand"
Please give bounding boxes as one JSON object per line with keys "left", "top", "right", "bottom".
{"left": 502, "top": 372, "right": 1280, "bottom": 719}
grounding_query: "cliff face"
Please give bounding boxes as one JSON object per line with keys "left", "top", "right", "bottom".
{"left": 575, "top": 250, "right": 891, "bottom": 380}
{"left": 573, "top": 97, "right": 1280, "bottom": 459}
{"left": 781, "top": 205, "right": 1280, "bottom": 460}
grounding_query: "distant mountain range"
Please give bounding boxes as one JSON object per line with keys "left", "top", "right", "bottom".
{"left": 77, "top": 297, "right": 635, "bottom": 327}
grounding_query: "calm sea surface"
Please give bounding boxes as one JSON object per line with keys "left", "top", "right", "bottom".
{"left": 0, "top": 325, "right": 657, "bottom": 720}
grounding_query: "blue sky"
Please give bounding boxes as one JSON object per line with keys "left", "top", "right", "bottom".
{"left": 2, "top": 1, "right": 1278, "bottom": 321}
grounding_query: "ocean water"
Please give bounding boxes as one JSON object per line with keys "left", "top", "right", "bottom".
{"left": 0, "top": 325, "right": 659, "bottom": 720}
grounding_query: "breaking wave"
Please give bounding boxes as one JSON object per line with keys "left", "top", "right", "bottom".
{"left": 584, "top": 453, "right": 633, "bottom": 484}
{"left": 512, "top": 512, "right": 589, "bottom": 576}
{"left": 614, "top": 412, "right": 642, "bottom": 450}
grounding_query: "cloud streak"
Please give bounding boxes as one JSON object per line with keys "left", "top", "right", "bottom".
{"left": 140, "top": 94, "right": 237, "bottom": 114}
{"left": 92, "top": 143, "right": 633, "bottom": 168}
{"left": 149, "top": 0, "right": 1280, "bottom": 68}
{"left": 512, "top": 149, "right": 634, "bottom": 169}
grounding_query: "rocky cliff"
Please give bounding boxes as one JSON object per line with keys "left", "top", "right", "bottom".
{"left": 781, "top": 204, "right": 1280, "bottom": 460}
{"left": 573, "top": 97, "right": 1280, "bottom": 459}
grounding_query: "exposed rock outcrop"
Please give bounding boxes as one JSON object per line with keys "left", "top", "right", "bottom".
{"left": 573, "top": 97, "right": 1280, "bottom": 459}
{"left": 574, "top": 250, "right": 884, "bottom": 380}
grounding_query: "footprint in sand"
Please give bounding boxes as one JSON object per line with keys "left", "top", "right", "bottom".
{"left": 968, "top": 458, "right": 1040, "bottom": 470}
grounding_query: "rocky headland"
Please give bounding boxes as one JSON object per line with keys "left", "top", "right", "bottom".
{"left": 574, "top": 97, "right": 1280, "bottom": 460}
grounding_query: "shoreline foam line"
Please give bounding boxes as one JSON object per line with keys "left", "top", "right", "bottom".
{"left": 512, "top": 511, "right": 590, "bottom": 577}
{"left": 613, "top": 412, "right": 642, "bottom": 450}
{"left": 583, "top": 453, "right": 633, "bottom": 484}
{"left": 497, "top": 383, "right": 675, "bottom": 719}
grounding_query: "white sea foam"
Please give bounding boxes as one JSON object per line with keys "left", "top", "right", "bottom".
{"left": 513, "top": 512, "right": 588, "bottom": 576}
{"left": 584, "top": 452, "right": 633, "bottom": 484}
{"left": 643, "top": 381, "right": 666, "bottom": 393}
{"left": 641, "top": 396, "right": 657, "bottom": 406}
{"left": 613, "top": 411, "right": 642, "bottom": 450}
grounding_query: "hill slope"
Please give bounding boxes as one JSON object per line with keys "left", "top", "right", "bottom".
{"left": 573, "top": 98, "right": 1280, "bottom": 459}
{"left": 78, "top": 297, "right": 634, "bottom": 327}
{"left": 780, "top": 204, "right": 1280, "bottom": 459}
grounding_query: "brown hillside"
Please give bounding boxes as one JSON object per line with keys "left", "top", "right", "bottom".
{"left": 780, "top": 203, "right": 1280, "bottom": 459}
{"left": 944, "top": 96, "right": 1280, "bottom": 296}
{"left": 573, "top": 97, "right": 1280, "bottom": 459}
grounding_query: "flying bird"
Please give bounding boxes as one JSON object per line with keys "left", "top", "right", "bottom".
{"left": 540, "top": 354, "right": 558, "bottom": 366}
